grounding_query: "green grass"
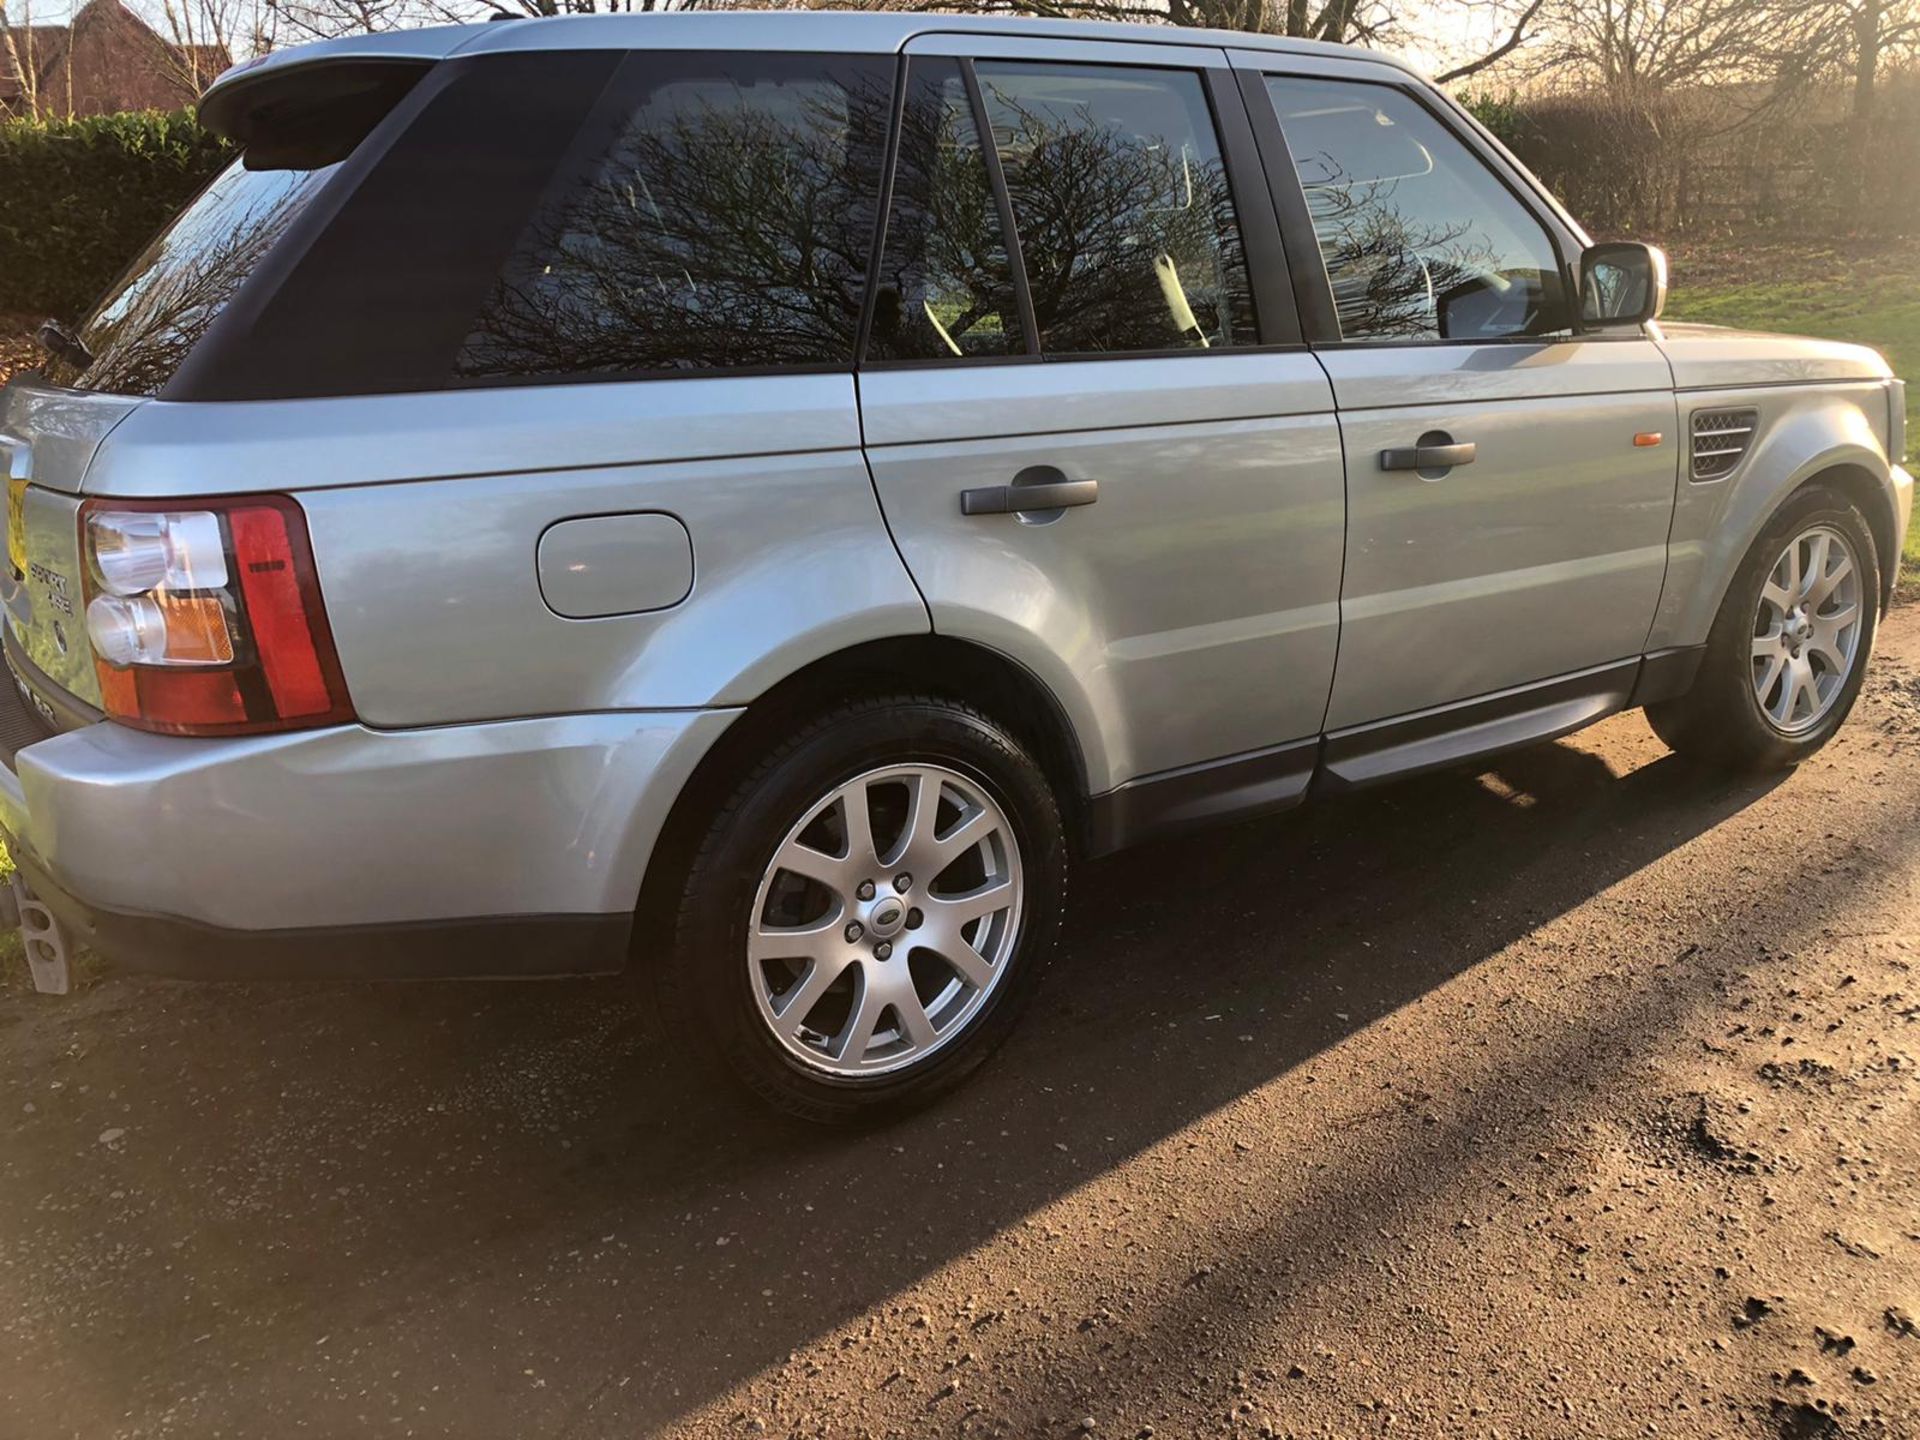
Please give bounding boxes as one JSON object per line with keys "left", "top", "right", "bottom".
{"left": 1666, "top": 252, "right": 1919, "bottom": 569}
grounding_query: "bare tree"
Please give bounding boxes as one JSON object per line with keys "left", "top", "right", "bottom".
{"left": 267, "top": 0, "right": 429, "bottom": 40}
{"left": 1, "top": 0, "right": 48, "bottom": 118}
{"left": 1797, "top": 0, "right": 1920, "bottom": 119}
{"left": 155, "top": 0, "right": 270, "bottom": 89}
{"left": 1534, "top": 0, "right": 1815, "bottom": 90}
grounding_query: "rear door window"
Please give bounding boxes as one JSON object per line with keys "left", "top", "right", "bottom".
{"left": 975, "top": 62, "right": 1256, "bottom": 356}
{"left": 455, "top": 52, "right": 893, "bottom": 381}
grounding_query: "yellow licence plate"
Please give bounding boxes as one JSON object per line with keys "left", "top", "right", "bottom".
{"left": 6, "top": 478, "right": 26, "bottom": 578}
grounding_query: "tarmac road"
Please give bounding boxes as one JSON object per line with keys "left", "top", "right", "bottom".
{"left": 3, "top": 610, "right": 1918, "bottom": 1440}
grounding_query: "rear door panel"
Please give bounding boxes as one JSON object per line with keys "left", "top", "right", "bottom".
{"left": 865, "top": 38, "right": 1343, "bottom": 794}
{"left": 863, "top": 355, "right": 1343, "bottom": 790}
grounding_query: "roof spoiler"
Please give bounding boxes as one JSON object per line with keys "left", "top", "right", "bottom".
{"left": 199, "top": 29, "right": 477, "bottom": 164}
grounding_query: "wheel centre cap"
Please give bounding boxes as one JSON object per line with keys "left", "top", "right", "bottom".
{"left": 865, "top": 895, "right": 907, "bottom": 940}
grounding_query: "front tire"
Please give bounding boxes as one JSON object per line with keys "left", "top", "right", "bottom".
{"left": 1647, "top": 485, "right": 1880, "bottom": 771}
{"left": 662, "top": 695, "right": 1066, "bottom": 1123}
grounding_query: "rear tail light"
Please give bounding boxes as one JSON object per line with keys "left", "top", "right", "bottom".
{"left": 79, "top": 496, "right": 354, "bottom": 736}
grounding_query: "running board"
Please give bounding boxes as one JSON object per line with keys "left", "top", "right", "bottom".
{"left": 1085, "top": 648, "right": 1707, "bottom": 853}
{"left": 1318, "top": 659, "right": 1642, "bottom": 793}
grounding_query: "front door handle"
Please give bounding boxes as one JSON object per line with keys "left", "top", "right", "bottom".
{"left": 960, "top": 470, "right": 1099, "bottom": 517}
{"left": 1380, "top": 433, "right": 1477, "bottom": 473}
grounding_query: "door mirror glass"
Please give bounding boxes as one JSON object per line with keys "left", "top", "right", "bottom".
{"left": 1579, "top": 242, "right": 1667, "bottom": 327}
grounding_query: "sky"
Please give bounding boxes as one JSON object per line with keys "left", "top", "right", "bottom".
{"left": 3, "top": 0, "right": 1500, "bottom": 81}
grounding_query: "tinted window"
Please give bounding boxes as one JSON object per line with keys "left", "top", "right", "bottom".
{"left": 37, "top": 161, "right": 340, "bottom": 397}
{"left": 1265, "top": 77, "right": 1570, "bottom": 343}
{"left": 868, "top": 57, "right": 1025, "bottom": 362}
{"left": 976, "top": 62, "right": 1255, "bottom": 356}
{"left": 457, "top": 53, "right": 892, "bottom": 381}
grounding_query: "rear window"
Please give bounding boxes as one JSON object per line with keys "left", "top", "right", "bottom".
{"left": 36, "top": 160, "right": 339, "bottom": 397}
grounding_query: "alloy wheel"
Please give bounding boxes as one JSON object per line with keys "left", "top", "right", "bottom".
{"left": 746, "top": 762, "right": 1024, "bottom": 1077}
{"left": 1751, "top": 523, "right": 1863, "bottom": 735}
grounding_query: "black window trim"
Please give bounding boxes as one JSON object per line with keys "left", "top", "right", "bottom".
{"left": 1238, "top": 67, "right": 1589, "bottom": 351}
{"left": 163, "top": 53, "right": 485, "bottom": 402}
{"left": 1202, "top": 64, "right": 1300, "bottom": 349}
{"left": 960, "top": 57, "right": 1043, "bottom": 358}
{"left": 852, "top": 53, "right": 913, "bottom": 367}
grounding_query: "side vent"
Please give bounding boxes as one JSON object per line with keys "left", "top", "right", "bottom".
{"left": 1691, "top": 407, "right": 1758, "bottom": 481}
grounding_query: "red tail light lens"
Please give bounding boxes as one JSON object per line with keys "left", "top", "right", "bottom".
{"left": 79, "top": 495, "right": 355, "bottom": 736}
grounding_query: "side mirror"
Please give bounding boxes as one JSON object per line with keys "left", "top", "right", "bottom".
{"left": 1580, "top": 242, "right": 1668, "bottom": 328}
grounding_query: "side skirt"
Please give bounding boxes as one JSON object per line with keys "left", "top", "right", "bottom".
{"left": 1087, "top": 646, "right": 1705, "bottom": 853}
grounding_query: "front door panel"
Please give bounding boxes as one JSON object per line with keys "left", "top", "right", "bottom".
{"left": 1323, "top": 343, "right": 1679, "bottom": 728}
{"left": 1234, "top": 60, "right": 1682, "bottom": 731}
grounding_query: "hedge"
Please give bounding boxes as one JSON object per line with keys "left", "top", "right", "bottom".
{"left": 0, "top": 109, "right": 233, "bottom": 320}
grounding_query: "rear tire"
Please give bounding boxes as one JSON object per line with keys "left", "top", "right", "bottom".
{"left": 660, "top": 694, "right": 1066, "bottom": 1123}
{"left": 1647, "top": 485, "right": 1879, "bottom": 772}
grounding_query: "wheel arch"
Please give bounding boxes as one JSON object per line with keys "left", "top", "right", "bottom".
{"left": 1655, "top": 420, "right": 1901, "bottom": 652}
{"left": 1808, "top": 461, "right": 1902, "bottom": 613}
{"left": 630, "top": 636, "right": 1093, "bottom": 964}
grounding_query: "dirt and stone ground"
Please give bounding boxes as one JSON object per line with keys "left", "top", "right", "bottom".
{"left": 2, "top": 610, "right": 1919, "bottom": 1440}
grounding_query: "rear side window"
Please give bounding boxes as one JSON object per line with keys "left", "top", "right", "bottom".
{"left": 1264, "top": 77, "right": 1571, "bottom": 343}
{"left": 456, "top": 52, "right": 893, "bottom": 381}
{"left": 976, "top": 62, "right": 1256, "bottom": 356}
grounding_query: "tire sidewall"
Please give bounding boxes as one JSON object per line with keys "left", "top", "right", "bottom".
{"left": 672, "top": 700, "right": 1066, "bottom": 1121}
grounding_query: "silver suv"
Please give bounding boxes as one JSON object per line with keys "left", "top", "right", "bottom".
{"left": 0, "top": 14, "right": 1909, "bottom": 1119}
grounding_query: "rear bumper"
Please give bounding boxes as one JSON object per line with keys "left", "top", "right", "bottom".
{"left": 0, "top": 704, "right": 740, "bottom": 979}
{"left": 7, "top": 851, "right": 632, "bottom": 979}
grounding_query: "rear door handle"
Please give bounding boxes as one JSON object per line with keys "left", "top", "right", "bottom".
{"left": 1380, "top": 435, "right": 1477, "bottom": 473}
{"left": 960, "top": 472, "right": 1099, "bottom": 516}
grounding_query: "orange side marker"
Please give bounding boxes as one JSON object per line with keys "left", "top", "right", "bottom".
{"left": 1634, "top": 432, "right": 1664, "bottom": 447}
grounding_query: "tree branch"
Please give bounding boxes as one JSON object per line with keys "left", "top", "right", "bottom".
{"left": 1435, "top": 0, "right": 1547, "bottom": 82}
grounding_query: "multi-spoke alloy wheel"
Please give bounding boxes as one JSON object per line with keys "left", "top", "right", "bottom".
{"left": 664, "top": 694, "right": 1065, "bottom": 1120}
{"left": 749, "top": 763, "right": 1024, "bottom": 1077}
{"left": 1750, "top": 524, "right": 1862, "bottom": 735}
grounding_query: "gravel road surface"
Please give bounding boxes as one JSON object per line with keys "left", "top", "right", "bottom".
{"left": 4, "top": 611, "right": 1919, "bottom": 1440}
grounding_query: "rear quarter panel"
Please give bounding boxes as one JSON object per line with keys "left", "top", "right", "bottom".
{"left": 81, "top": 375, "right": 929, "bottom": 726}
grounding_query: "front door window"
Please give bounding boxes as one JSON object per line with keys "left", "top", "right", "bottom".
{"left": 1265, "top": 77, "right": 1571, "bottom": 343}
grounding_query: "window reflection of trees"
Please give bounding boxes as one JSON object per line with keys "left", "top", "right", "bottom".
{"left": 1299, "top": 159, "right": 1496, "bottom": 340}
{"left": 981, "top": 75, "right": 1254, "bottom": 355}
{"left": 458, "top": 66, "right": 890, "bottom": 379}
{"left": 46, "top": 165, "right": 333, "bottom": 397}
{"left": 1270, "top": 79, "right": 1570, "bottom": 344}
{"left": 869, "top": 64, "right": 1022, "bottom": 362}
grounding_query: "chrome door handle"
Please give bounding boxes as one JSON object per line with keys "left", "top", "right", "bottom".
{"left": 960, "top": 471, "right": 1099, "bottom": 516}
{"left": 1380, "top": 435, "right": 1477, "bottom": 473}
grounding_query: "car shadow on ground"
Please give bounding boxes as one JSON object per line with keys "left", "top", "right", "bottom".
{"left": 2, "top": 721, "right": 1820, "bottom": 1432}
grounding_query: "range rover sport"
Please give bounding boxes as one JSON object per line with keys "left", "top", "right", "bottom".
{"left": 0, "top": 13, "right": 1908, "bottom": 1120}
